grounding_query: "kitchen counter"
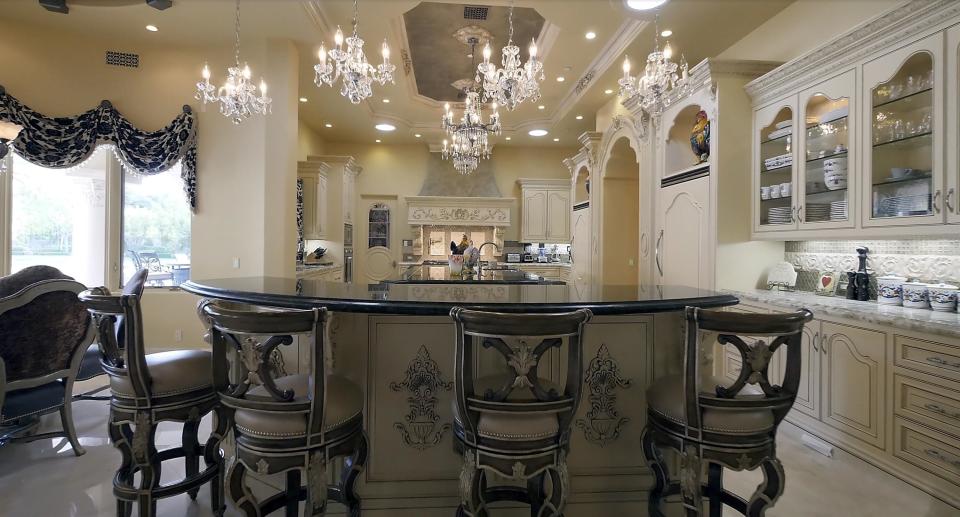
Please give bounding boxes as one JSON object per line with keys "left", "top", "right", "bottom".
{"left": 729, "top": 288, "right": 960, "bottom": 339}
{"left": 386, "top": 265, "right": 562, "bottom": 285}
{"left": 295, "top": 263, "right": 341, "bottom": 279}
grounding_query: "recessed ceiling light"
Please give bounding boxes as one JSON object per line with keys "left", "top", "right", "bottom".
{"left": 375, "top": 123, "right": 396, "bottom": 132}
{"left": 626, "top": 0, "right": 669, "bottom": 11}
{"left": 505, "top": 136, "right": 512, "bottom": 141}
{"left": 585, "top": 31, "right": 597, "bottom": 40}
{"left": 660, "top": 29, "right": 673, "bottom": 37}
{"left": 604, "top": 89, "right": 614, "bottom": 95}
{"left": 299, "top": 97, "right": 308, "bottom": 103}
{"left": 145, "top": 25, "right": 158, "bottom": 32}
{"left": 382, "top": 98, "right": 390, "bottom": 103}
{"left": 324, "top": 123, "right": 333, "bottom": 128}
{"left": 556, "top": 76, "right": 565, "bottom": 82}
{"left": 414, "top": 133, "right": 422, "bottom": 138}
{"left": 553, "top": 138, "right": 560, "bottom": 142}
{"left": 375, "top": 139, "right": 382, "bottom": 143}
{"left": 528, "top": 129, "right": 548, "bottom": 137}
{"left": 575, "top": 115, "right": 584, "bottom": 120}
{"left": 538, "top": 105, "right": 545, "bottom": 110}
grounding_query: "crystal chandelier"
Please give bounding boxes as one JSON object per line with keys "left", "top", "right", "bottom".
{"left": 442, "top": 41, "right": 501, "bottom": 175}
{"left": 475, "top": 0, "right": 543, "bottom": 111}
{"left": 618, "top": 18, "right": 689, "bottom": 117}
{"left": 314, "top": 0, "right": 395, "bottom": 104}
{"left": 195, "top": 0, "right": 271, "bottom": 124}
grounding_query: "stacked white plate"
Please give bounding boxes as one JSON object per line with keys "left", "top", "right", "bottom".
{"left": 764, "top": 153, "right": 793, "bottom": 170}
{"left": 767, "top": 206, "right": 793, "bottom": 224}
{"left": 806, "top": 203, "right": 831, "bottom": 222}
{"left": 876, "top": 194, "right": 930, "bottom": 217}
{"left": 830, "top": 200, "right": 848, "bottom": 220}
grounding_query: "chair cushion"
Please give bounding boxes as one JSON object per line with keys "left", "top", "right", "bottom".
{"left": 233, "top": 374, "right": 363, "bottom": 439}
{"left": 453, "top": 374, "right": 561, "bottom": 442}
{"left": 1, "top": 381, "right": 65, "bottom": 423}
{"left": 647, "top": 375, "right": 775, "bottom": 434}
{"left": 110, "top": 349, "right": 212, "bottom": 398}
{"left": 76, "top": 343, "right": 105, "bottom": 381}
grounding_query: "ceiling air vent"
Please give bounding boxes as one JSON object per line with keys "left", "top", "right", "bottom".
{"left": 463, "top": 6, "right": 488, "bottom": 21}
{"left": 105, "top": 51, "right": 140, "bottom": 68}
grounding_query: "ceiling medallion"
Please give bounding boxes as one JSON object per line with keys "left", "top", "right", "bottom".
{"left": 314, "top": 0, "right": 396, "bottom": 104}
{"left": 618, "top": 16, "right": 689, "bottom": 117}
{"left": 475, "top": 0, "right": 543, "bottom": 111}
{"left": 442, "top": 39, "right": 501, "bottom": 175}
{"left": 195, "top": 0, "right": 271, "bottom": 124}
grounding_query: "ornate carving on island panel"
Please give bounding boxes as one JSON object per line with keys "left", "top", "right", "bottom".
{"left": 390, "top": 345, "right": 454, "bottom": 450}
{"left": 576, "top": 344, "right": 633, "bottom": 446}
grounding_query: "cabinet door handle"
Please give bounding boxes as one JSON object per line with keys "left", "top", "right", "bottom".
{"left": 811, "top": 332, "right": 819, "bottom": 352}
{"left": 933, "top": 190, "right": 942, "bottom": 214}
{"left": 798, "top": 204, "right": 804, "bottom": 223}
{"left": 790, "top": 205, "right": 797, "bottom": 223}
{"left": 947, "top": 188, "right": 956, "bottom": 213}
{"left": 655, "top": 229, "right": 664, "bottom": 277}
{"left": 821, "top": 334, "right": 828, "bottom": 354}
{"left": 926, "top": 356, "right": 960, "bottom": 370}
{"left": 924, "top": 448, "right": 960, "bottom": 469}
{"left": 923, "top": 403, "right": 960, "bottom": 421}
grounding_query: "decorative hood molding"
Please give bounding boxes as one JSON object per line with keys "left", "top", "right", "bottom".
{"left": 405, "top": 196, "right": 514, "bottom": 227}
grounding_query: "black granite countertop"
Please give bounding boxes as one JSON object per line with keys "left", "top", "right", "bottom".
{"left": 386, "top": 265, "right": 563, "bottom": 285}
{"left": 182, "top": 277, "right": 738, "bottom": 316}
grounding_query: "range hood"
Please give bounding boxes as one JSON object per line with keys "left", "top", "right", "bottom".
{"left": 405, "top": 196, "right": 515, "bottom": 227}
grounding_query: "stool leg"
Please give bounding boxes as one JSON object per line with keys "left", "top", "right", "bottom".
{"left": 305, "top": 450, "right": 328, "bottom": 516}
{"left": 526, "top": 472, "right": 544, "bottom": 517}
{"left": 746, "top": 457, "right": 785, "bottom": 517}
{"left": 642, "top": 427, "right": 669, "bottom": 517}
{"left": 108, "top": 417, "right": 134, "bottom": 517}
{"left": 228, "top": 460, "right": 259, "bottom": 517}
{"left": 458, "top": 449, "right": 487, "bottom": 517}
{"left": 206, "top": 406, "right": 230, "bottom": 516}
{"left": 285, "top": 469, "right": 301, "bottom": 517}
{"left": 679, "top": 444, "right": 703, "bottom": 517}
{"left": 134, "top": 419, "right": 160, "bottom": 517}
{"left": 342, "top": 431, "right": 368, "bottom": 517}
{"left": 707, "top": 462, "right": 723, "bottom": 517}
{"left": 182, "top": 418, "right": 201, "bottom": 500}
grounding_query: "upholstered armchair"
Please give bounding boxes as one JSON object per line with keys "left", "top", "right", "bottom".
{"left": 0, "top": 265, "right": 95, "bottom": 456}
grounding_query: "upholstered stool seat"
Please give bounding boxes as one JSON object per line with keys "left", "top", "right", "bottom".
{"left": 109, "top": 350, "right": 213, "bottom": 399}
{"left": 647, "top": 375, "right": 774, "bottom": 436}
{"left": 453, "top": 374, "right": 562, "bottom": 444}
{"left": 233, "top": 374, "right": 363, "bottom": 440}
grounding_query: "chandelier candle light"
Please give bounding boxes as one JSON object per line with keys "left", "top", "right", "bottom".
{"left": 195, "top": 0, "right": 271, "bottom": 124}
{"left": 475, "top": 0, "right": 543, "bottom": 111}
{"left": 618, "top": 19, "right": 689, "bottom": 117}
{"left": 441, "top": 91, "right": 501, "bottom": 175}
{"left": 314, "top": 0, "right": 395, "bottom": 104}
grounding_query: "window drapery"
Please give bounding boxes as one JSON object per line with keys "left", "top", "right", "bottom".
{"left": 0, "top": 86, "right": 198, "bottom": 211}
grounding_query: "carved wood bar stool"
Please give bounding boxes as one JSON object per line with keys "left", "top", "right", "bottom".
{"left": 201, "top": 301, "right": 367, "bottom": 517}
{"left": 79, "top": 276, "right": 228, "bottom": 517}
{"left": 642, "top": 307, "right": 813, "bottom": 517}
{"left": 449, "top": 307, "right": 592, "bottom": 517}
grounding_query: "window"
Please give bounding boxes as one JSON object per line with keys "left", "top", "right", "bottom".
{"left": 2, "top": 146, "right": 191, "bottom": 288}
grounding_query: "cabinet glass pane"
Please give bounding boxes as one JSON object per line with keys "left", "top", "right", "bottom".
{"left": 870, "top": 52, "right": 935, "bottom": 219}
{"left": 804, "top": 93, "right": 849, "bottom": 223}
{"left": 759, "top": 107, "right": 794, "bottom": 226}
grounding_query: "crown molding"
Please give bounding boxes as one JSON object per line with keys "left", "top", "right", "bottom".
{"left": 745, "top": 0, "right": 960, "bottom": 106}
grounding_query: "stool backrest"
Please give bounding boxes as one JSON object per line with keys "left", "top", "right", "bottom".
{"left": 684, "top": 306, "right": 813, "bottom": 440}
{"left": 200, "top": 301, "right": 330, "bottom": 446}
{"left": 79, "top": 287, "right": 152, "bottom": 401}
{"left": 449, "top": 307, "right": 592, "bottom": 446}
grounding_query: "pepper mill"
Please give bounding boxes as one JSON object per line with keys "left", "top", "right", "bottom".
{"left": 846, "top": 271, "right": 858, "bottom": 299}
{"left": 855, "top": 246, "right": 871, "bottom": 301}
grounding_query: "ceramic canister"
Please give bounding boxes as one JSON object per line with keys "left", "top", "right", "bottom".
{"left": 877, "top": 275, "right": 907, "bottom": 305}
{"left": 902, "top": 281, "right": 931, "bottom": 309}
{"left": 927, "top": 283, "right": 959, "bottom": 312}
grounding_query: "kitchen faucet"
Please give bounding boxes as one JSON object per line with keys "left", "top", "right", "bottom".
{"left": 477, "top": 242, "right": 500, "bottom": 278}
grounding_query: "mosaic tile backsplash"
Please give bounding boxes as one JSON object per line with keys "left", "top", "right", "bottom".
{"left": 784, "top": 239, "right": 960, "bottom": 284}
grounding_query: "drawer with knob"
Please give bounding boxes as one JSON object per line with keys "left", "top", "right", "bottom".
{"left": 894, "top": 417, "right": 960, "bottom": 486}
{"left": 895, "top": 335, "right": 960, "bottom": 383}
{"left": 894, "top": 372, "right": 960, "bottom": 439}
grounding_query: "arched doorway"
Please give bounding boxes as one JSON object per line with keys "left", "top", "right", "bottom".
{"left": 600, "top": 137, "right": 640, "bottom": 288}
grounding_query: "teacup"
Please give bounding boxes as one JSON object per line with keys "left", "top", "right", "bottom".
{"left": 780, "top": 182, "right": 792, "bottom": 197}
{"left": 927, "top": 283, "right": 958, "bottom": 312}
{"left": 769, "top": 184, "right": 782, "bottom": 199}
{"left": 761, "top": 186, "right": 771, "bottom": 200}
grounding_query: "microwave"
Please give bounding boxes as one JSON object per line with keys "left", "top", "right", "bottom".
{"left": 505, "top": 253, "right": 521, "bottom": 263}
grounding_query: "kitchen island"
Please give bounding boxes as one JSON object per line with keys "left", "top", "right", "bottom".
{"left": 182, "top": 277, "right": 738, "bottom": 515}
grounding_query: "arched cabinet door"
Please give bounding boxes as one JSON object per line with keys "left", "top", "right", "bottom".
{"left": 791, "top": 324, "right": 821, "bottom": 420}
{"left": 821, "top": 322, "right": 886, "bottom": 449}
{"left": 946, "top": 24, "right": 960, "bottom": 224}
{"left": 656, "top": 177, "right": 711, "bottom": 290}
{"left": 754, "top": 97, "right": 798, "bottom": 232}
{"left": 861, "top": 32, "right": 944, "bottom": 227}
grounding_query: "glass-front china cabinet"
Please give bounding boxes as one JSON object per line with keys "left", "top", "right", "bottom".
{"left": 798, "top": 71, "right": 855, "bottom": 228}
{"left": 862, "top": 33, "right": 944, "bottom": 227}
{"left": 948, "top": 24, "right": 960, "bottom": 224}
{"left": 755, "top": 101, "right": 797, "bottom": 230}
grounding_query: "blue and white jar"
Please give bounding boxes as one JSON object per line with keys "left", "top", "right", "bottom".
{"left": 902, "top": 281, "right": 931, "bottom": 309}
{"left": 927, "top": 283, "right": 958, "bottom": 312}
{"left": 877, "top": 275, "right": 907, "bottom": 306}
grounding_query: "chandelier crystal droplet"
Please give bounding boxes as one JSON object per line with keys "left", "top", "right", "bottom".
{"left": 314, "top": 0, "right": 395, "bottom": 104}
{"left": 195, "top": 0, "right": 271, "bottom": 124}
{"left": 475, "top": 0, "right": 543, "bottom": 111}
{"left": 618, "top": 15, "right": 688, "bottom": 117}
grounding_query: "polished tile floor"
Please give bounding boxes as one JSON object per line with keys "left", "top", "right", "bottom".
{"left": 1, "top": 393, "right": 956, "bottom": 517}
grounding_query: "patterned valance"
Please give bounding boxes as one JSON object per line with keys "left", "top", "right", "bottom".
{"left": 0, "top": 86, "right": 198, "bottom": 211}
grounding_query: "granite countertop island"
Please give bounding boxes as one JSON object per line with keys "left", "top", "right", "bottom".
{"left": 386, "top": 264, "right": 563, "bottom": 285}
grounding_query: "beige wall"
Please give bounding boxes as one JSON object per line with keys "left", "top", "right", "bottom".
{"left": 298, "top": 120, "right": 327, "bottom": 160}
{"left": 0, "top": 19, "right": 300, "bottom": 349}
{"left": 717, "top": 0, "right": 906, "bottom": 62}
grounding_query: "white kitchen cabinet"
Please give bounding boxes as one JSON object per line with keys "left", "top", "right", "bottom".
{"left": 947, "top": 23, "right": 960, "bottom": 224}
{"left": 343, "top": 166, "right": 357, "bottom": 224}
{"left": 753, "top": 95, "right": 799, "bottom": 232}
{"left": 792, "top": 324, "right": 821, "bottom": 419}
{"left": 656, "top": 177, "right": 711, "bottom": 289}
{"left": 298, "top": 162, "right": 330, "bottom": 240}
{"left": 518, "top": 179, "right": 570, "bottom": 243}
{"left": 821, "top": 321, "right": 887, "bottom": 449}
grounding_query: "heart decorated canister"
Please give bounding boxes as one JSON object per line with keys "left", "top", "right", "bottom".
{"left": 877, "top": 275, "right": 907, "bottom": 306}
{"left": 902, "top": 281, "right": 931, "bottom": 309}
{"left": 927, "top": 283, "right": 958, "bottom": 312}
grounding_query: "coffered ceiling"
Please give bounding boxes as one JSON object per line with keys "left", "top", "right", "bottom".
{"left": 0, "top": 0, "right": 794, "bottom": 148}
